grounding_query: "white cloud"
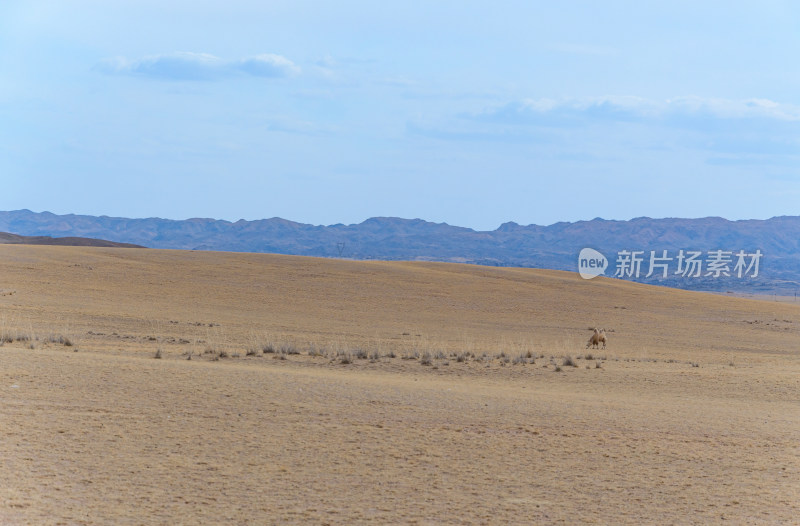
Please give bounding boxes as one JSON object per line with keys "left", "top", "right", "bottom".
{"left": 95, "top": 52, "right": 300, "bottom": 81}
{"left": 238, "top": 54, "right": 299, "bottom": 78}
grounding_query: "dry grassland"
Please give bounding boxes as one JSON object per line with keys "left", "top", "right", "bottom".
{"left": 1, "top": 244, "right": 798, "bottom": 524}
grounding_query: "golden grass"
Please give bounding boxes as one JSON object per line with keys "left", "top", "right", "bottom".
{"left": 1, "top": 244, "right": 798, "bottom": 524}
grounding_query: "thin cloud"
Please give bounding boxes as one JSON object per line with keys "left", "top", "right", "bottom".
{"left": 416, "top": 95, "right": 800, "bottom": 161}
{"left": 265, "top": 117, "right": 335, "bottom": 136}
{"left": 473, "top": 96, "right": 658, "bottom": 127}
{"left": 95, "top": 52, "right": 300, "bottom": 81}
{"left": 474, "top": 96, "right": 800, "bottom": 126}
{"left": 376, "top": 76, "right": 418, "bottom": 88}
{"left": 548, "top": 43, "right": 618, "bottom": 56}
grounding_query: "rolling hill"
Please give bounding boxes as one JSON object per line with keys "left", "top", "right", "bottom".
{"left": 0, "top": 231, "right": 143, "bottom": 248}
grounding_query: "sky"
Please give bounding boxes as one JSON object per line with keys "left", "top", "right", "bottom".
{"left": 2, "top": 1, "right": 799, "bottom": 231}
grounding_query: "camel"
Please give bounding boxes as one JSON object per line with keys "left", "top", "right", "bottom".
{"left": 586, "top": 328, "right": 607, "bottom": 349}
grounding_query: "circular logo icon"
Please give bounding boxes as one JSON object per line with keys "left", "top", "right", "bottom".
{"left": 578, "top": 248, "right": 607, "bottom": 279}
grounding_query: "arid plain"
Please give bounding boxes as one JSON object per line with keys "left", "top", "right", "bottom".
{"left": 0, "top": 244, "right": 798, "bottom": 525}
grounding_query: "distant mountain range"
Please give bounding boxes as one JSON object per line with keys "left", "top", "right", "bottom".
{"left": 2, "top": 209, "right": 799, "bottom": 295}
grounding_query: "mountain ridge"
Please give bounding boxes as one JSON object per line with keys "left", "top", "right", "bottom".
{"left": 1, "top": 209, "right": 799, "bottom": 294}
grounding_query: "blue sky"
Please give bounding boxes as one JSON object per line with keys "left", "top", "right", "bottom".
{"left": 2, "top": 1, "right": 799, "bottom": 231}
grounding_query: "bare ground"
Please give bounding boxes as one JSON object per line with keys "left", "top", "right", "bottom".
{"left": 1, "top": 245, "right": 798, "bottom": 525}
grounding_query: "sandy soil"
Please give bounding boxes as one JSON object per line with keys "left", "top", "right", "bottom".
{"left": 1, "top": 245, "right": 798, "bottom": 524}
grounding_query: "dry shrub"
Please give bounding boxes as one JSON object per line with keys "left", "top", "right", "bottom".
{"left": 512, "top": 354, "right": 532, "bottom": 365}
{"left": 46, "top": 335, "right": 73, "bottom": 347}
{"left": 279, "top": 343, "right": 299, "bottom": 355}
